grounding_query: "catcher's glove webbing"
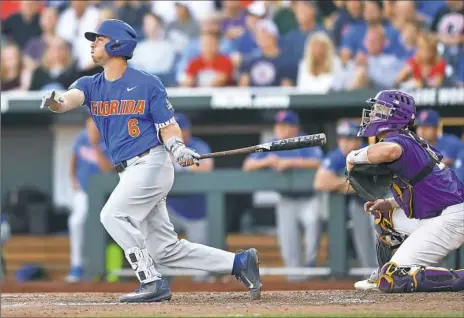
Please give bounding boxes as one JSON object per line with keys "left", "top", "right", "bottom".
{"left": 346, "top": 164, "right": 394, "bottom": 201}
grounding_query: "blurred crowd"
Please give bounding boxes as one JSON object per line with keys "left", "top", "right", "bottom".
{"left": 1, "top": 0, "right": 463, "bottom": 93}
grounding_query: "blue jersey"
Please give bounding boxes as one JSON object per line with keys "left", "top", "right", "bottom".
{"left": 454, "top": 148, "right": 464, "bottom": 183}
{"left": 321, "top": 146, "right": 366, "bottom": 205}
{"left": 245, "top": 133, "right": 323, "bottom": 198}
{"left": 73, "top": 129, "right": 109, "bottom": 192}
{"left": 167, "top": 137, "right": 212, "bottom": 220}
{"left": 69, "top": 67, "right": 175, "bottom": 164}
{"left": 436, "top": 133, "right": 463, "bottom": 162}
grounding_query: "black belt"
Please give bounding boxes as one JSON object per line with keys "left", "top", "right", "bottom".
{"left": 114, "top": 150, "right": 150, "bottom": 173}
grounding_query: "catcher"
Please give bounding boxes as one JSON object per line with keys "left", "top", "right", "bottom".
{"left": 346, "top": 89, "right": 464, "bottom": 293}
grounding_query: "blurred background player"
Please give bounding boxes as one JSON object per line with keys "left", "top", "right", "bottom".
{"left": 67, "top": 116, "right": 113, "bottom": 283}
{"left": 314, "top": 120, "right": 377, "bottom": 269}
{"left": 456, "top": 146, "right": 464, "bottom": 183}
{"left": 0, "top": 215, "right": 11, "bottom": 282}
{"left": 415, "top": 109, "right": 463, "bottom": 167}
{"left": 243, "top": 110, "right": 323, "bottom": 280}
{"left": 166, "top": 112, "right": 214, "bottom": 281}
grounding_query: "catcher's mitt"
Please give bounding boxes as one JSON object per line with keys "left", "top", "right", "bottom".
{"left": 346, "top": 164, "right": 394, "bottom": 201}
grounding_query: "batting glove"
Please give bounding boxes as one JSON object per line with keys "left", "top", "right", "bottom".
{"left": 40, "top": 90, "right": 64, "bottom": 112}
{"left": 167, "top": 137, "right": 200, "bottom": 167}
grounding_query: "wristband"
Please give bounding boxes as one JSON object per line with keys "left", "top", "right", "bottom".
{"left": 165, "top": 136, "right": 184, "bottom": 154}
{"left": 347, "top": 146, "right": 371, "bottom": 164}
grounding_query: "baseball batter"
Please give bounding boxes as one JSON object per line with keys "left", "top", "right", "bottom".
{"left": 40, "top": 19, "right": 261, "bottom": 302}
{"left": 347, "top": 90, "right": 464, "bottom": 293}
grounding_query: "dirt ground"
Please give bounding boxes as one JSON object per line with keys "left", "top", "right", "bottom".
{"left": 1, "top": 280, "right": 463, "bottom": 317}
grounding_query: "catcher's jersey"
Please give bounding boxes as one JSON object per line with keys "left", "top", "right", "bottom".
{"left": 384, "top": 132, "right": 464, "bottom": 219}
{"left": 69, "top": 67, "right": 175, "bottom": 164}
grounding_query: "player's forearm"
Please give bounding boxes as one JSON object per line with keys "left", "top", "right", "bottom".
{"left": 348, "top": 143, "right": 402, "bottom": 165}
{"left": 54, "top": 89, "right": 85, "bottom": 113}
{"left": 314, "top": 168, "right": 346, "bottom": 191}
{"left": 287, "top": 158, "right": 321, "bottom": 169}
{"left": 243, "top": 159, "right": 268, "bottom": 171}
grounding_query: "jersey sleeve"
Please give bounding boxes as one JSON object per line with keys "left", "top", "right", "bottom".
{"left": 442, "top": 136, "right": 463, "bottom": 160}
{"left": 321, "top": 150, "right": 344, "bottom": 174}
{"left": 68, "top": 76, "right": 92, "bottom": 107}
{"left": 148, "top": 78, "right": 176, "bottom": 130}
{"left": 301, "top": 146, "right": 323, "bottom": 160}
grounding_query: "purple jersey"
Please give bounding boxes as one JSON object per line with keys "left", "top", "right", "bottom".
{"left": 69, "top": 67, "right": 175, "bottom": 164}
{"left": 384, "top": 131, "right": 464, "bottom": 219}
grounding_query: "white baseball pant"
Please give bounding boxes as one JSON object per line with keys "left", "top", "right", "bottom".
{"left": 276, "top": 194, "right": 322, "bottom": 271}
{"left": 69, "top": 189, "right": 88, "bottom": 267}
{"left": 391, "top": 202, "right": 464, "bottom": 267}
{"left": 99, "top": 146, "right": 235, "bottom": 283}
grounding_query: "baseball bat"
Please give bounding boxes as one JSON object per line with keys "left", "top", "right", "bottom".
{"left": 199, "top": 133, "right": 326, "bottom": 159}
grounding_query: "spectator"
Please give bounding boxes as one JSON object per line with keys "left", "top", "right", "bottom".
{"left": 430, "top": 0, "right": 464, "bottom": 68}
{"left": 297, "top": 31, "right": 340, "bottom": 93}
{"left": 176, "top": 13, "right": 235, "bottom": 84}
{"left": 390, "top": 0, "right": 420, "bottom": 31}
{"left": 395, "top": 20, "right": 421, "bottom": 61}
{"left": 416, "top": 0, "right": 447, "bottom": 28}
{"left": 114, "top": 0, "right": 150, "bottom": 39}
{"left": 97, "top": 7, "right": 115, "bottom": 25}
{"left": 220, "top": 0, "right": 247, "bottom": 40}
{"left": 23, "top": 7, "right": 59, "bottom": 71}
{"left": 166, "top": 2, "right": 201, "bottom": 53}
{"left": 331, "top": 0, "right": 364, "bottom": 47}
{"left": 349, "top": 24, "right": 404, "bottom": 90}
{"left": 229, "top": 2, "right": 265, "bottom": 67}
{"left": 152, "top": 0, "right": 216, "bottom": 25}
{"left": 340, "top": 0, "right": 400, "bottom": 65}
{"left": 314, "top": 120, "right": 377, "bottom": 269}
{"left": 167, "top": 113, "right": 214, "bottom": 281}
{"left": 67, "top": 116, "right": 113, "bottom": 283}
{"left": 182, "top": 31, "right": 234, "bottom": 88}
{"left": 457, "top": 58, "right": 464, "bottom": 86}
{"left": 1, "top": 42, "right": 25, "bottom": 92}
{"left": 56, "top": 1, "right": 99, "bottom": 71}
{"left": 271, "top": 0, "right": 298, "bottom": 36}
{"left": 414, "top": 110, "right": 463, "bottom": 167}
{"left": 130, "top": 13, "right": 177, "bottom": 77}
{"left": 28, "top": 37, "right": 80, "bottom": 91}
{"left": 239, "top": 20, "right": 297, "bottom": 87}
{"left": 243, "top": 110, "right": 323, "bottom": 280}
{"left": 1, "top": 0, "right": 41, "bottom": 49}
{"left": 395, "top": 33, "right": 446, "bottom": 89}
{"left": 282, "top": 0, "right": 325, "bottom": 62}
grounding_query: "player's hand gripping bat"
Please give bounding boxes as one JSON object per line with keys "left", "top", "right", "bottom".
{"left": 199, "top": 133, "right": 326, "bottom": 159}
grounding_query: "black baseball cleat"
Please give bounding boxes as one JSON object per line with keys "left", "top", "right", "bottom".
{"left": 234, "top": 248, "right": 262, "bottom": 300}
{"left": 119, "top": 279, "right": 172, "bottom": 303}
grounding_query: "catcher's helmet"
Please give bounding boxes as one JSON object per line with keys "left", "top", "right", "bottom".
{"left": 85, "top": 19, "right": 137, "bottom": 60}
{"left": 358, "top": 90, "right": 416, "bottom": 137}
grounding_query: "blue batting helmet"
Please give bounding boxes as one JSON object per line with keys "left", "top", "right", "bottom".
{"left": 84, "top": 19, "right": 137, "bottom": 60}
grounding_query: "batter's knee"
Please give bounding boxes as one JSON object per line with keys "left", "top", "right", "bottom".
{"left": 100, "top": 206, "right": 113, "bottom": 229}
{"left": 69, "top": 212, "right": 86, "bottom": 229}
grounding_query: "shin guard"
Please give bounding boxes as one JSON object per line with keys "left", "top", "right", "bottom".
{"left": 125, "top": 247, "right": 161, "bottom": 284}
{"left": 378, "top": 262, "right": 464, "bottom": 293}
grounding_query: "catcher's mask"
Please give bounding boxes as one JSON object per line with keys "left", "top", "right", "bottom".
{"left": 358, "top": 90, "right": 416, "bottom": 138}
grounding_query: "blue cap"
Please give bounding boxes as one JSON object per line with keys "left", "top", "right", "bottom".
{"left": 416, "top": 110, "right": 440, "bottom": 127}
{"left": 174, "top": 112, "right": 191, "bottom": 130}
{"left": 336, "top": 120, "right": 359, "bottom": 137}
{"left": 274, "top": 110, "right": 300, "bottom": 126}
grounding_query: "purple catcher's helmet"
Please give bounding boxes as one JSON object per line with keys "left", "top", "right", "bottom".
{"left": 358, "top": 90, "right": 416, "bottom": 137}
